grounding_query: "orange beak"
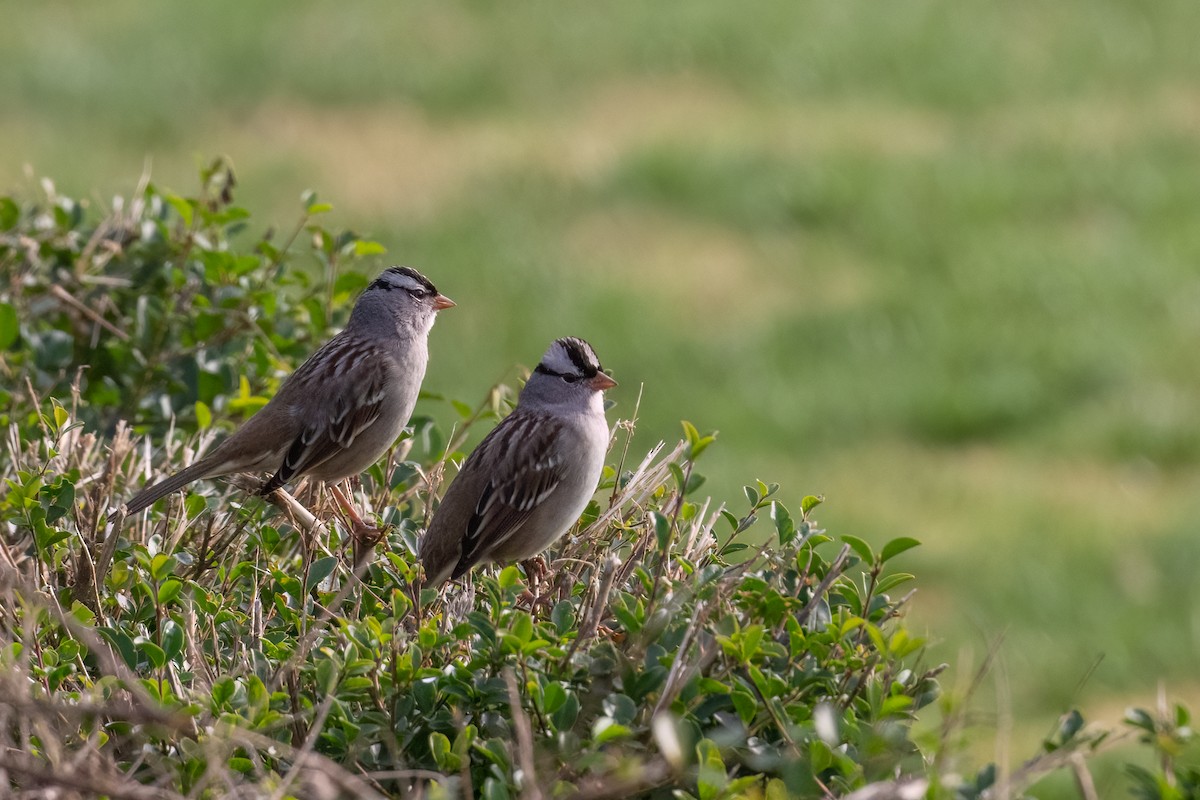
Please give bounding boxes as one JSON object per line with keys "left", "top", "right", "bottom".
{"left": 588, "top": 372, "right": 618, "bottom": 391}
{"left": 433, "top": 294, "right": 456, "bottom": 310}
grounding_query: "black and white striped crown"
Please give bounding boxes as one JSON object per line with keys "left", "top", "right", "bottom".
{"left": 536, "top": 337, "right": 602, "bottom": 380}
{"left": 370, "top": 266, "right": 439, "bottom": 296}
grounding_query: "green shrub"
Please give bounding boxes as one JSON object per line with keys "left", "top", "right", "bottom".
{"left": 0, "top": 164, "right": 1192, "bottom": 798}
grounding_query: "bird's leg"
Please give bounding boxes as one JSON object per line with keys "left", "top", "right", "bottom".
{"left": 329, "top": 482, "right": 366, "bottom": 526}
{"left": 329, "top": 482, "right": 386, "bottom": 565}
{"left": 444, "top": 574, "right": 474, "bottom": 628}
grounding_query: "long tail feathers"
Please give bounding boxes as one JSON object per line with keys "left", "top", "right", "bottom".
{"left": 119, "top": 461, "right": 214, "bottom": 516}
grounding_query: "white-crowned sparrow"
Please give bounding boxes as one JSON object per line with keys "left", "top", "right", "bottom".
{"left": 420, "top": 337, "right": 616, "bottom": 586}
{"left": 119, "top": 266, "right": 454, "bottom": 517}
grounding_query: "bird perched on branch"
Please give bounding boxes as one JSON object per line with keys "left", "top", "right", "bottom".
{"left": 118, "top": 266, "right": 454, "bottom": 534}
{"left": 420, "top": 337, "right": 615, "bottom": 586}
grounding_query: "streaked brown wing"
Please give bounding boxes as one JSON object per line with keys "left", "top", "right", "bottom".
{"left": 260, "top": 337, "right": 389, "bottom": 493}
{"left": 452, "top": 411, "right": 564, "bottom": 577}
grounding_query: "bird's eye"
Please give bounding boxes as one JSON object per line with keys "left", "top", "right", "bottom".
{"left": 562, "top": 374, "right": 581, "bottom": 383}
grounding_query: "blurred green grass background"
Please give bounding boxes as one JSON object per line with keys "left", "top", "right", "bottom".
{"left": 5, "top": 0, "right": 1200, "bottom": 765}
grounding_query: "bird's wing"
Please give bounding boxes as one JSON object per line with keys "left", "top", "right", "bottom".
{"left": 451, "top": 410, "right": 565, "bottom": 578}
{"left": 260, "top": 337, "right": 390, "bottom": 493}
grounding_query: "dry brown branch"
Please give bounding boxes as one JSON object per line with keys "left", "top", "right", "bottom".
{"left": 49, "top": 283, "right": 131, "bottom": 342}
{"left": 504, "top": 668, "right": 544, "bottom": 800}
{"left": 219, "top": 725, "right": 387, "bottom": 800}
{"left": 0, "top": 749, "right": 186, "bottom": 800}
{"left": 796, "top": 543, "right": 852, "bottom": 628}
{"left": 566, "top": 758, "right": 672, "bottom": 800}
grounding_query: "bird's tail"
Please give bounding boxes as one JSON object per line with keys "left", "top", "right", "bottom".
{"left": 119, "top": 461, "right": 215, "bottom": 516}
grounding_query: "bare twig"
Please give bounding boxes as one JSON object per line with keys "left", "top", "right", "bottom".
{"left": 269, "top": 690, "right": 340, "bottom": 800}
{"left": 652, "top": 601, "right": 714, "bottom": 717}
{"left": 795, "top": 543, "right": 851, "bottom": 628}
{"left": 1070, "top": 752, "right": 1099, "bottom": 800}
{"left": 219, "top": 724, "right": 388, "bottom": 800}
{"left": 504, "top": 668, "right": 544, "bottom": 800}
{"left": 49, "top": 283, "right": 131, "bottom": 341}
{"left": 0, "top": 749, "right": 185, "bottom": 800}
{"left": 567, "top": 758, "right": 672, "bottom": 800}
{"left": 563, "top": 554, "right": 620, "bottom": 664}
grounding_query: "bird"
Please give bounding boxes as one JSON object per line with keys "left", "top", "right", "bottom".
{"left": 420, "top": 336, "right": 616, "bottom": 586}
{"left": 117, "top": 266, "right": 454, "bottom": 529}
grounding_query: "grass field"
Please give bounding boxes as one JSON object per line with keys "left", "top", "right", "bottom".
{"left": 5, "top": 0, "right": 1200, "bottom": 781}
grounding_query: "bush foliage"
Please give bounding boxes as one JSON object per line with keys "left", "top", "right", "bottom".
{"left": 0, "top": 164, "right": 1194, "bottom": 798}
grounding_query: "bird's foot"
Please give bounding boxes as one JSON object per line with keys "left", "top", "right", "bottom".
{"left": 350, "top": 520, "right": 388, "bottom": 566}
{"left": 329, "top": 483, "right": 386, "bottom": 565}
{"left": 521, "top": 556, "right": 549, "bottom": 586}
{"left": 518, "top": 557, "right": 554, "bottom": 613}
{"left": 596, "top": 623, "right": 626, "bottom": 644}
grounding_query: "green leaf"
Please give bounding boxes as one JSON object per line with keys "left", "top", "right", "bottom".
{"left": 809, "top": 739, "right": 834, "bottom": 773}
{"left": 306, "top": 202, "right": 334, "bottom": 215}
{"left": 165, "top": 193, "right": 194, "bottom": 227}
{"left": 766, "top": 779, "right": 791, "bottom": 800}
{"left": 316, "top": 656, "right": 340, "bottom": 694}
{"left": 139, "top": 640, "right": 166, "bottom": 669}
{"left": 881, "top": 695, "right": 914, "bottom": 716}
{"left": 1124, "top": 707, "right": 1155, "bottom": 733}
{"left": 0, "top": 197, "right": 18, "bottom": 230}
{"left": 245, "top": 675, "right": 269, "bottom": 722}
{"left": 474, "top": 737, "right": 511, "bottom": 770}
{"left": 876, "top": 572, "right": 916, "bottom": 594}
{"left": 771, "top": 501, "right": 795, "bottom": 546}
{"left": 510, "top": 611, "right": 534, "bottom": 644}
{"left": 210, "top": 677, "right": 236, "bottom": 708}
{"left": 731, "top": 689, "right": 757, "bottom": 725}
{"left": 498, "top": 565, "right": 521, "bottom": 590}
{"left": 550, "top": 600, "right": 574, "bottom": 634}
{"left": 305, "top": 556, "right": 339, "bottom": 593}
{"left": 69, "top": 601, "right": 95, "bottom": 626}
{"left": 452, "top": 725, "right": 477, "bottom": 759}
{"left": 150, "top": 553, "right": 176, "bottom": 581}
{"left": 430, "top": 731, "right": 459, "bottom": 771}
{"left": 0, "top": 303, "right": 19, "bottom": 349}
{"left": 1056, "top": 709, "right": 1085, "bottom": 743}
{"left": 603, "top": 693, "right": 637, "bottom": 725}
{"left": 681, "top": 420, "right": 716, "bottom": 459}
{"left": 58, "top": 639, "right": 80, "bottom": 662}
{"left": 156, "top": 579, "right": 183, "bottom": 606}
{"left": 842, "top": 535, "right": 875, "bottom": 563}
{"left": 592, "top": 718, "right": 632, "bottom": 744}
{"left": 801, "top": 494, "right": 824, "bottom": 515}
{"left": 161, "top": 620, "right": 184, "bottom": 660}
{"left": 184, "top": 493, "right": 208, "bottom": 518}
{"left": 696, "top": 738, "right": 726, "bottom": 800}
{"left": 740, "top": 625, "right": 764, "bottom": 661}
{"left": 481, "top": 778, "right": 511, "bottom": 800}
{"left": 551, "top": 691, "right": 579, "bottom": 731}
{"left": 228, "top": 757, "right": 254, "bottom": 774}
{"left": 353, "top": 239, "right": 386, "bottom": 256}
{"left": 542, "top": 682, "right": 567, "bottom": 715}
{"left": 99, "top": 628, "right": 138, "bottom": 669}
{"left": 668, "top": 462, "right": 686, "bottom": 492}
{"left": 652, "top": 511, "right": 672, "bottom": 551}
{"left": 880, "top": 536, "right": 921, "bottom": 562}
{"left": 195, "top": 401, "right": 212, "bottom": 430}
{"left": 727, "top": 776, "right": 763, "bottom": 796}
